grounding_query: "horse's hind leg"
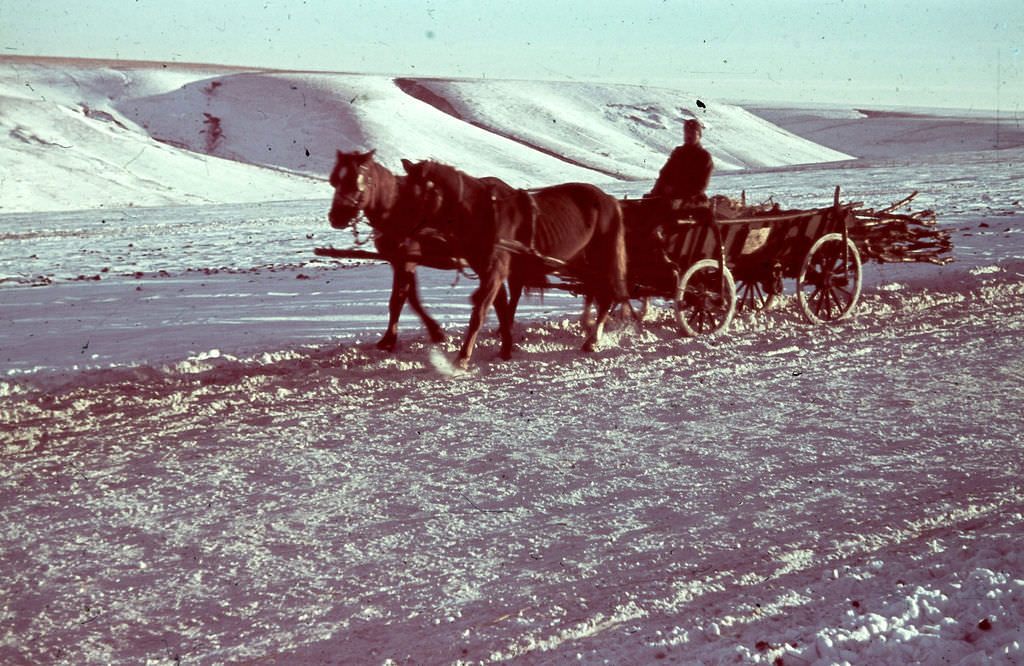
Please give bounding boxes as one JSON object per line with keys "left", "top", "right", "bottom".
{"left": 406, "top": 271, "right": 446, "bottom": 343}
{"left": 580, "top": 295, "right": 596, "bottom": 332}
{"left": 497, "top": 274, "right": 526, "bottom": 360}
{"left": 492, "top": 283, "right": 517, "bottom": 360}
{"left": 581, "top": 295, "right": 613, "bottom": 352}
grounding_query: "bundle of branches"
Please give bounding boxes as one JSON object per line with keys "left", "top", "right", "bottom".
{"left": 848, "top": 191, "right": 953, "bottom": 265}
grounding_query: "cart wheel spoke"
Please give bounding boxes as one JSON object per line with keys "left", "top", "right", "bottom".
{"left": 737, "top": 280, "right": 776, "bottom": 312}
{"left": 811, "top": 286, "right": 830, "bottom": 318}
{"left": 831, "top": 284, "right": 854, "bottom": 304}
{"left": 820, "top": 288, "right": 841, "bottom": 319}
{"left": 797, "top": 233, "right": 862, "bottom": 324}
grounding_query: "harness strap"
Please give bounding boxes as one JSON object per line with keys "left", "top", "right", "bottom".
{"left": 527, "top": 191, "right": 540, "bottom": 252}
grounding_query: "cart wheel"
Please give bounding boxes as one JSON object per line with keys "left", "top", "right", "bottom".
{"left": 796, "top": 233, "right": 862, "bottom": 324}
{"left": 736, "top": 279, "right": 777, "bottom": 312}
{"left": 675, "top": 259, "right": 737, "bottom": 337}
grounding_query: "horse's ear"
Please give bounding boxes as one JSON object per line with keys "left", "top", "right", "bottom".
{"left": 401, "top": 158, "right": 414, "bottom": 173}
{"left": 365, "top": 149, "right": 376, "bottom": 158}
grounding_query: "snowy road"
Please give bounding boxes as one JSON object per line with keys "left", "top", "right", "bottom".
{"left": 3, "top": 169, "right": 1024, "bottom": 665}
{"left": 3, "top": 260, "right": 1023, "bottom": 664}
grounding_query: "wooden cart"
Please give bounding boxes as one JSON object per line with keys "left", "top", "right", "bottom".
{"left": 620, "top": 187, "right": 863, "bottom": 336}
{"left": 316, "top": 188, "right": 949, "bottom": 340}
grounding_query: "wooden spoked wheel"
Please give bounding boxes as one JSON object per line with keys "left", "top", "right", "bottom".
{"left": 796, "top": 233, "right": 862, "bottom": 324}
{"left": 674, "top": 259, "right": 737, "bottom": 337}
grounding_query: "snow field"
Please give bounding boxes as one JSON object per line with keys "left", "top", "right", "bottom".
{"left": 2, "top": 57, "right": 1023, "bottom": 664}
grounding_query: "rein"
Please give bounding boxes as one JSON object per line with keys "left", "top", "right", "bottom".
{"left": 349, "top": 216, "right": 373, "bottom": 246}
{"left": 349, "top": 161, "right": 393, "bottom": 246}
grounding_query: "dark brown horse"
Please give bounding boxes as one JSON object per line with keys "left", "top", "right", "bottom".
{"left": 401, "top": 159, "right": 629, "bottom": 369}
{"left": 328, "top": 150, "right": 452, "bottom": 351}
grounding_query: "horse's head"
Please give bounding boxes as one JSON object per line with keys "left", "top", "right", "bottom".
{"left": 328, "top": 150, "right": 378, "bottom": 229}
{"left": 400, "top": 159, "right": 449, "bottom": 221}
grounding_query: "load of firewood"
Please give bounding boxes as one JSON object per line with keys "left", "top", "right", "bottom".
{"left": 713, "top": 190, "right": 954, "bottom": 266}
{"left": 846, "top": 191, "right": 952, "bottom": 265}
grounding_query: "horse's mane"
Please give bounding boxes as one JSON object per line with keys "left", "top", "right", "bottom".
{"left": 370, "top": 160, "right": 402, "bottom": 200}
{"left": 415, "top": 160, "right": 466, "bottom": 188}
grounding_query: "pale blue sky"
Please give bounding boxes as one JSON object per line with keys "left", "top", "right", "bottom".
{"left": 2, "top": 0, "right": 1021, "bottom": 110}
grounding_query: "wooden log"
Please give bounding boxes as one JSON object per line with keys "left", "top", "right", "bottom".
{"left": 313, "top": 247, "right": 385, "bottom": 260}
{"left": 312, "top": 246, "right": 467, "bottom": 271}
{"left": 876, "top": 190, "right": 919, "bottom": 215}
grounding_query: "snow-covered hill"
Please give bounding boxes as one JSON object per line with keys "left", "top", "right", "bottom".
{"left": 1, "top": 57, "right": 851, "bottom": 212}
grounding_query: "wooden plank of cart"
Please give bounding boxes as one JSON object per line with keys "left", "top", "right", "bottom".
{"left": 620, "top": 186, "right": 864, "bottom": 337}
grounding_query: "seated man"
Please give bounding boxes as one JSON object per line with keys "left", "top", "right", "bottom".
{"left": 649, "top": 118, "right": 713, "bottom": 206}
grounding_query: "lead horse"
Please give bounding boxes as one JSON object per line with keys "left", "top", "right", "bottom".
{"left": 328, "top": 150, "right": 453, "bottom": 350}
{"left": 401, "top": 159, "right": 629, "bottom": 369}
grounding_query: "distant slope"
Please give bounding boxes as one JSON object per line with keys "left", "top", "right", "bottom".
{"left": 1, "top": 57, "right": 852, "bottom": 213}
{"left": 748, "top": 105, "right": 1024, "bottom": 159}
{"left": 120, "top": 71, "right": 605, "bottom": 188}
{"left": 398, "top": 78, "right": 853, "bottom": 178}
{"left": 0, "top": 60, "right": 326, "bottom": 212}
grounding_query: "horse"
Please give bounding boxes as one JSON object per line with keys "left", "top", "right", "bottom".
{"left": 400, "top": 159, "right": 629, "bottom": 369}
{"left": 327, "top": 149, "right": 453, "bottom": 351}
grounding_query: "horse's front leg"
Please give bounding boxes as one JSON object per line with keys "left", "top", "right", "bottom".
{"left": 377, "top": 261, "right": 414, "bottom": 351}
{"left": 507, "top": 273, "right": 525, "bottom": 321}
{"left": 406, "top": 271, "right": 446, "bottom": 343}
{"left": 457, "top": 258, "right": 510, "bottom": 369}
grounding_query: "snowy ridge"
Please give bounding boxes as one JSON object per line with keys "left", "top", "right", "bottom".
{"left": 1, "top": 57, "right": 851, "bottom": 212}
{"left": 0, "top": 60, "right": 324, "bottom": 212}
{"left": 401, "top": 78, "right": 851, "bottom": 177}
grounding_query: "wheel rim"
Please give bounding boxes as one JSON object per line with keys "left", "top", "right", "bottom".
{"left": 675, "top": 259, "right": 737, "bottom": 336}
{"left": 797, "top": 234, "right": 862, "bottom": 324}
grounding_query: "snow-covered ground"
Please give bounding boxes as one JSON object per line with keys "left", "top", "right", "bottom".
{"left": 2, "top": 57, "right": 1023, "bottom": 664}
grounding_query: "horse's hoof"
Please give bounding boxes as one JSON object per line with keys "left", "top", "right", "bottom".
{"left": 376, "top": 336, "right": 397, "bottom": 351}
{"left": 455, "top": 357, "right": 471, "bottom": 370}
{"left": 428, "top": 329, "right": 447, "bottom": 344}
{"left": 581, "top": 342, "right": 596, "bottom": 353}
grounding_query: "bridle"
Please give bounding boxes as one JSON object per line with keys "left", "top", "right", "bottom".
{"left": 331, "top": 161, "right": 373, "bottom": 209}
{"left": 330, "top": 161, "right": 376, "bottom": 245}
